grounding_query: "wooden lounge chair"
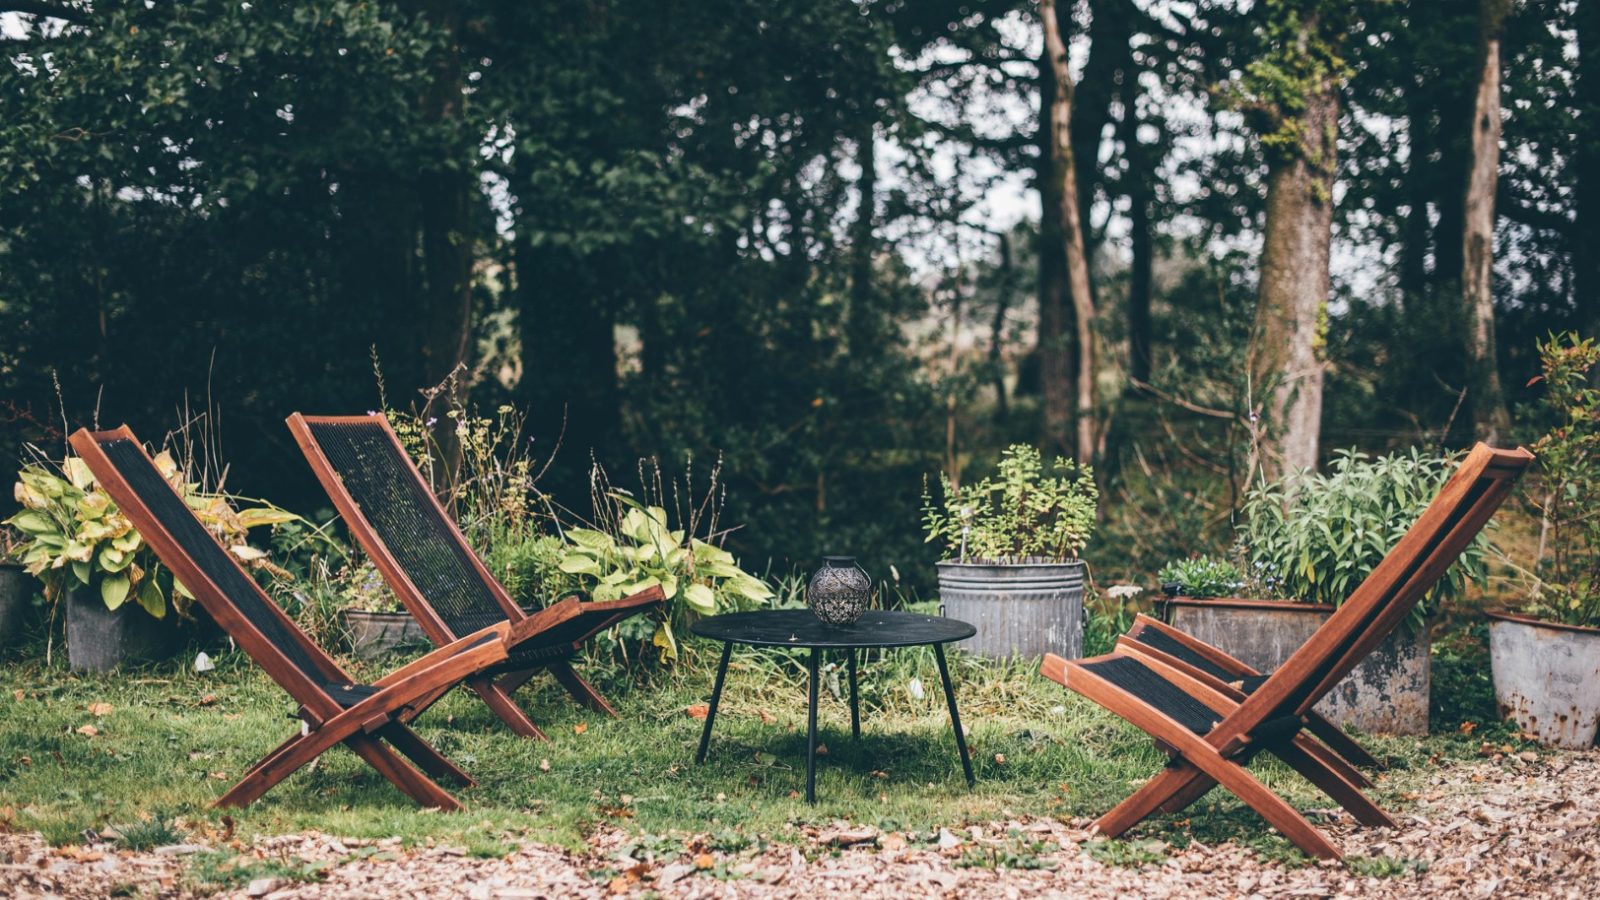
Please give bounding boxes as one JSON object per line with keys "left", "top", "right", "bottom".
{"left": 287, "top": 413, "right": 664, "bottom": 741}
{"left": 69, "top": 426, "right": 511, "bottom": 812}
{"left": 1041, "top": 443, "right": 1533, "bottom": 858}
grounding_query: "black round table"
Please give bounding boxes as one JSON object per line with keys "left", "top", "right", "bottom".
{"left": 690, "top": 609, "right": 978, "bottom": 803}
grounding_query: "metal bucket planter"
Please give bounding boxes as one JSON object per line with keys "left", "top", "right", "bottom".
{"left": 1487, "top": 611, "right": 1600, "bottom": 749}
{"left": 935, "top": 560, "right": 1085, "bottom": 660}
{"left": 341, "top": 609, "right": 430, "bottom": 658}
{"left": 65, "top": 587, "right": 180, "bottom": 673}
{"left": 1165, "top": 597, "right": 1431, "bottom": 735}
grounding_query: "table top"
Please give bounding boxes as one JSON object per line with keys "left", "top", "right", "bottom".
{"left": 690, "top": 609, "right": 976, "bottom": 649}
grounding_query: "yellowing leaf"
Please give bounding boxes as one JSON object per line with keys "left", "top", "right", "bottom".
{"left": 75, "top": 725, "right": 98, "bottom": 737}
{"left": 152, "top": 451, "right": 179, "bottom": 479}
{"left": 62, "top": 458, "right": 95, "bottom": 490}
{"left": 235, "top": 507, "right": 299, "bottom": 529}
{"left": 683, "top": 583, "right": 716, "bottom": 615}
{"left": 229, "top": 545, "right": 267, "bottom": 562}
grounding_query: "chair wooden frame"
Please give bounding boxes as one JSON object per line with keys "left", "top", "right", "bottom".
{"left": 1042, "top": 443, "right": 1533, "bottom": 858}
{"left": 287, "top": 413, "right": 664, "bottom": 741}
{"left": 70, "top": 426, "right": 512, "bottom": 811}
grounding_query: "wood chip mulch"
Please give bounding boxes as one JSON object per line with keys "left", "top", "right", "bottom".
{"left": 4, "top": 752, "right": 1598, "bottom": 899}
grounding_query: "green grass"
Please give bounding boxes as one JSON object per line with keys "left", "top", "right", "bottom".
{"left": 0, "top": 641, "right": 1495, "bottom": 867}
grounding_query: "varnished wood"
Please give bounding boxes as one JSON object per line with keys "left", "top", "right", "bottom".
{"left": 71, "top": 426, "right": 512, "bottom": 812}
{"left": 289, "top": 412, "right": 665, "bottom": 738}
{"left": 1041, "top": 444, "right": 1534, "bottom": 859}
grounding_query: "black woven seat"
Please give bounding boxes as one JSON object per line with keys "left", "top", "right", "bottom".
{"left": 1129, "top": 628, "right": 1271, "bottom": 693}
{"left": 290, "top": 413, "right": 665, "bottom": 740}
{"left": 1076, "top": 656, "right": 1221, "bottom": 735}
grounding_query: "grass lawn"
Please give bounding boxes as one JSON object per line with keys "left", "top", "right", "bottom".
{"left": 0, "top": 640, "right": 1499, "bottom": 881}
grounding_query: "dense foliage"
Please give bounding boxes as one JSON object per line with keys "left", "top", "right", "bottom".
{"left": 1525, "top": 333, "right": 1600, "bottom": 627}
{"left": 922, "top": 445, "right": 1098, "bottom": 563}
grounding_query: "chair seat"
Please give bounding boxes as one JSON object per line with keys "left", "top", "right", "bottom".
{"left": 321, "top": 682, "right": 381, "bottom": 707}
{"left": 1076, "top": 655, "right": 1223, "bottom": 735}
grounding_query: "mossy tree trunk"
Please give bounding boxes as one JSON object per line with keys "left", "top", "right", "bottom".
{"left": 1461, "top": 0, "right": 1512, "bottom": 443}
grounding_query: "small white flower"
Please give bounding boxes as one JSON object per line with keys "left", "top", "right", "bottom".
{"left": 1106, "top": 585, "right": 1144, "bottom": 599}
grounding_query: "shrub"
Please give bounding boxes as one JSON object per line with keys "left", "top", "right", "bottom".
{"left": 921, "top": 445, "right": 1098, "bottom": 564}
{"left": 1524, "top": 332, "right": 1600, "bottom": 626}
{"left": 1236, "top": 448, "right": 1488, "bottom": 627}
{"left": 1156, "top": 555, "right": 1242, "bottom": 598}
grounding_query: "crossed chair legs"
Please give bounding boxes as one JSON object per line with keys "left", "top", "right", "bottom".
{"left": 1043, "top": 650, "right": 1395, "bottom": 860}
{"left": 466, "top": 660, "right": 618, "bottom": 741}
{"left": 217, "top": 626, "right": 509, "bottom": 812}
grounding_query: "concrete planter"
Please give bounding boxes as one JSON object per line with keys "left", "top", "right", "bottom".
{"left": 935, "top": 560, "right": 1085, "bottom": 660}
{"left": 341, "top": 609, "right": 430, "bottom": 658}
{"left": 65, "top": 587, "right": 180, "bottom": 672}
{"left": 1164, "top": 597, "right": 1430, "bottom": 735}
{"left": 0, "top": 563, "right": 39, "bottom": 648}
{"left": 1487, "top": 611, "right": 1600, "bottom": 749}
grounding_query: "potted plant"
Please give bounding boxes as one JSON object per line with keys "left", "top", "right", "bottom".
{"left": 333, "top": 561, "right": 435, "bottom": 658}
{"left": 923, "top": 444, "right": 1098, "bottom": 659}
{"left": 6, "top": 449, "right": 295, "bottom": 672}
{"left": 0, "top": 525, "right": 40, "bottom": 649}
{"left": 1162, "top": 448, "right": 1487, "bottom": 736}
{"left": 1488, "top": 332, "right": 1600, "bottom": 749}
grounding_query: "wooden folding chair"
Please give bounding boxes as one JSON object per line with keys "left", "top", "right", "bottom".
{"left": 70, "top": 427, "right": 512, "bottom": 811}
{"left": 287, "top": 413, "right": 664, "bottom": 741}
{"left": 1042, "top": 443, "right": 1533, "bottom": 858}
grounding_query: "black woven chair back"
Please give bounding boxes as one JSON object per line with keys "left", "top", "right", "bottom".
{"left": 298, "top": 418, "right": 511, "bottom": 639}
{"left": 70, "top": 429, "right": 345, "bottom": 705}
{"left": 1241, "top": 444, "right": 1530, "bottom": 727}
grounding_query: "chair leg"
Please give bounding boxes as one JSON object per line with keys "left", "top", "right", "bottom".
{"left": 1098, "top": 763, "right": 1213, "bottom": 836}
{"left": 1291, "top": 732, "right": 1374, "bottom": 789}
{"left": 216, "top": 729, "right": 312, "bottom": 808}
{"left": 344, "top": 734, "right": 463, "bottom": 811}
{"left": 378, "top": 723, "right": 475, "bottom": 788}
{"left": 496, "top": 668, "right": 539, "bottom": 695}
{"left": 1270, "top": 740, "right": 1397, "bottom": 828}
{"left": 1184, "top": 748, "right": 1342, "bottom": 859}
{"left": 469, "top": 677, "right": 549, "bottom": 740}
{"left": 547, "top": 660, "right": 619, "bottom": 717}
{"left": 1304, "top": 714, "right": 1383, "bottom": 769}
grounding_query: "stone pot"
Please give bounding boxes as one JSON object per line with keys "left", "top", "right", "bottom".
{"left": 0, "top": 563, "right": 39, "bottom": 648}
{"left": 935, "top": 560, "right": 1085, "bottom": 660}
{"left": 1487, "top": 611, "right": 1600, "bottom": 749}
{"left": 65, "top": 586, "right": 181, "bottom": 673}
{"left": 341, "top": 609, "right": 430, "bottom": 658}
{"left": 1163, "top": 597, "right": 1431, "bottom": 736}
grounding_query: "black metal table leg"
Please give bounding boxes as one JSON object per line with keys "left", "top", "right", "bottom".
{"left": 847, "top": 648, "right": 860, "bottom": 739}
{"left": 933, "top": 643, "right": 975, "bottom": 786}
{"left": 806, "top": 647, "right": 821, "bottom": 803}
{"left": 695, "top": 641, "right": 734, "bottom": 764}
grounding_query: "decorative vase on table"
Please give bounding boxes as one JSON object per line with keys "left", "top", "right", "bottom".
{"left": 807, "top": 557, "right": 871, "bottom": 626}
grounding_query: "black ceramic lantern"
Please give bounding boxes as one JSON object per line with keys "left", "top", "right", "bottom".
{"left": 807, "top": 556, "right": 872, "bottom": 626}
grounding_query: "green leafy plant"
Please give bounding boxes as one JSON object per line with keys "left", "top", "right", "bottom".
{"left": 6, "top": 449, "right": 297, "bottom": 619}
{"left": 1236, "top": 447, "right": 1488, "bottom": 627}
{"left": 1524, "top": 332, "right": 1600, "bottom": 627}
{"left": 556, "top": 459, "right": 772, "bottom": 660}
{"left": 1157, "top": 555, "right": 1242, "bottom": 598}
{"left": 922, "top": 445, "right": 1098, "bottom": 563}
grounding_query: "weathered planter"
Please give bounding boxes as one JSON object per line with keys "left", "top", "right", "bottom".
{"left": 1487, "top": 611, "right": 1600, "bottom": 749}
{"left": 936, "top": 560, "right": 1085, "bottom": 660}
{"left": 0, "top": 563, "right": 39, "bottom": 648}
{"left": 341, "top": 609, "right": 430, "bottom": 658}
{"left": 65, "top": 587, "right": 180, "bottom": 673}
{"left": 1164, "top": 597, "right": 1430, "bottom": 735}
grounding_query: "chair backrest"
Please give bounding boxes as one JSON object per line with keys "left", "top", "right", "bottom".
{"left": 286, "top": 413, "right": 523, "bottom": 646}
{"left": 69, "top": 427, "right": 351, "bottom": 721}
{"left": 1215, "top": 443, "right": 1533, "bottom": 747}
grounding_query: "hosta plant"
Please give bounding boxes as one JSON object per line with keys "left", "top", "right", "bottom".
{"left": 556, "top": 495, "right": 772, "bottom": 659}
{"left": 6, "top": 451, "right": 298, "bottom": 619}
{"left": 922, "top": 444, "right": 1098, "bottom": 563}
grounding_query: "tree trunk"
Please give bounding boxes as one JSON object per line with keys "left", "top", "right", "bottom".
{"left": 1461, "top": 0, "right": 1512, "bottom": 443}
{"left": 1070, "top": 0, "right": 1135, "bottom": 274}
{"left": 1576, "top": 0, "right": 1600, "bottom": 346}
{"left": 1253, "top": 62, "right": 1337, "bottom": 479}
{"left": 1040, "top": 0, "right": 1098, "bottom": 464}
{"left": 848, "top": 122, "right": 877, "bottom": 353}
{"left": 991, "top": 233, "right": 1014, "bottom": 422}
{"left": 1122, "top": 88, "right": 1155, "bottom": 386}
{"left": 1037, "top": 43, "right": 1072, "bottom": 454}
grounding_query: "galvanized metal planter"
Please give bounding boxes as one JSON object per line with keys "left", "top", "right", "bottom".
{"left": 1487, "top": 611, "right": 1600, "bottom": 749}
{"left": 1165, "top": 597, "right": 1431, "bottom": 736}
{"left": 935, "top": 560, "right": 1085, "bottom": 659}
{"left": 340, "top": 609, "right": 431, "bottom": 658}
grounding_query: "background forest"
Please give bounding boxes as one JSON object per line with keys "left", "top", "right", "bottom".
{"left": 1, "top": 0, "right": 1591, "bottom": 594}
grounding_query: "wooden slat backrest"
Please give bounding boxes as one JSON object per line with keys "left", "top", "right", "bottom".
{"left": 1209, "top": 443, "right": 1532, "bottom": 750}
{"left": 286, "top": 413, "right": 527, "bottom": 648}
{"left": 70, "top": 427, "right": 349, "bottom": 723}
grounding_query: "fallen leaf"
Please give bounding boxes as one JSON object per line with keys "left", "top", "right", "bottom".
{"left": 12, "top": 690, "right": 23, "bottom": 702}
{"left": 994, "top": 753, "right": 1007, "bottom": 766}
{"left": 686, "top": 704, "right": 709, "bottom": 720}
{"left": 870, "top": 770, "right": 889, "bottom": 779}
{"left": 1459, "top": 721, "right": 1478, "bottom": 735}
{"left": 881, "top": 832, "right": 906, "bottom": 851}
{"left": 815, "top": 743, "right": 828, "bottom": 757}
{"left": 694, "top": 852, "right": 715, "bottom": 869}
{"left": 758, "top": 709, "right": 776, "bottom": 725}
{"left": 198, "top": 694, "right": 218, "bottom": 707}
{"left": 539, "top": 759, "right": 551, "bottom": 772}
{"left": 75, "top": 725, "right": 98, "bottom": 737}
{"left": 574, "top": 722, "right": 588, "bottom": 735}
{"left": 87, "top": 702, "right": 114, "bottom": 716}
